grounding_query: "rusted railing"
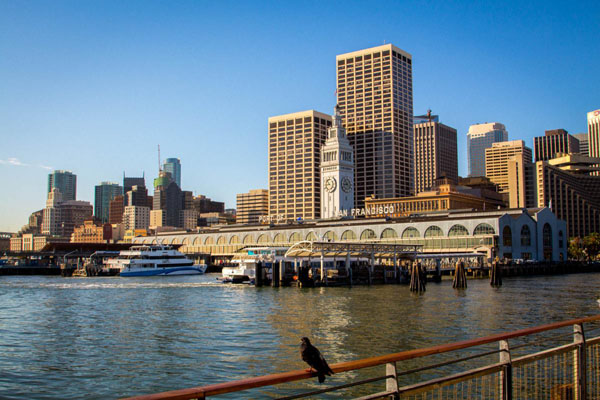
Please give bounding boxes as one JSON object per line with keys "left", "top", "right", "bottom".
{"left": 122, "top": 315, "right": 600, "bottom": 399}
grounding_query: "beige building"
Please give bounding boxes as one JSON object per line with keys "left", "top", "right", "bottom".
{"left": 180, "top": 209, "right": 199, "bottom": 230}
{"left": 336, "top": 44, "right": 414, "bottom": 207}
{"left": 485, "top": 140, "right": 532, "bottom": 194}
{"left": 150, "top": 209, "right": 166, "bottom": 228}
{"left": 535, "top": 153, "right": 600, "bottom": 237}
{"left": 70, "top": 219, "right": 110, "bottom": 243}
{"left": 10, "top": 234, "right": 68, "bottom": 252}
{"left": 507, "top": 156, "right": 537, "bottom": 208}
{"left": 236, "top": 189, "right": 268, "bottom": 224}
{"left": 268, "top": 110, "right": 331, "bottom": 221}
{"left": 123, "top": 206, "right": 150, "bottom": 231}
{"left": 588, "top": 109, "right": 600, "bottom": 175}
{"left": 413, "top": 118, "right": 458, "bottom": 193}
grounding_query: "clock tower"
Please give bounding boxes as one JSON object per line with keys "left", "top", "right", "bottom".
{"left": 320, "top": 104, "right": 354, "bottom": 219}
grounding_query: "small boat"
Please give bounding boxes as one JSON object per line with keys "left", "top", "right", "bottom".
{"left": 107, "top": 245, "right": 207, "bottom": 277}
{"left": 221, "top": 258, "right": 260, "bottom": 283}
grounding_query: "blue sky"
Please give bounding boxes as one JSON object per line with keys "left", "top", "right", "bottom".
{"left": 1, "top": 1, "right": 599, "bottom": 232}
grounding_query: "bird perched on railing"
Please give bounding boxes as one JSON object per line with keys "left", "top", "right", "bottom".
{"left": 300, "top": 337, "right": 334, "bottom": 383}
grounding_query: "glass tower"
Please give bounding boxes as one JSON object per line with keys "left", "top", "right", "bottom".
{"left": 94, "top": 182, "right": 123, "bottom": 223}
{"left": 467, "top": 123, "right": 508, "bottom": 177}
{"left": 163, "top": 158, "right": 181, "bottom": 188}
{"left": 47, "top": 170, "right": 77, "bottom": 201}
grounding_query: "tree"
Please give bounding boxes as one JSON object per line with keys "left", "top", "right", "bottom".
{"left": 568, "top": 237, "right": 585, "bottom": 260}
{"left": 583, "top": 232, "right": 600, "bottom": 260}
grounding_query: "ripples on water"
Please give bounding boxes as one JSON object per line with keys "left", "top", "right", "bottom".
{"left": 1, "top": 273, "right": 599, "bottom": 399}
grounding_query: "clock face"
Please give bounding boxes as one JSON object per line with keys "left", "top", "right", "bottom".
{"left": 325, "top": 177, "right": 337, "bottom": 193}
{"left": 342, "top": 177, "right": 352, "bottom": 193}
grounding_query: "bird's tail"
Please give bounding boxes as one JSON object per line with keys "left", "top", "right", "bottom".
{"left": 318, "top": 373, "right": 326, "bottom": 383}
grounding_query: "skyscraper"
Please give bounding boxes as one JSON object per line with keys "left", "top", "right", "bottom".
{"left": 413, "top": 114, "right": 458, "bottom": 193}
{"left": 533, "top": 129, "right": 579, "bottom": 161}
{"left": 467, "top": 123, "right": 508, "bottom": 177}
{"left": 588, "top": 109, "right": 600, "bottom": 169}
{"left": 236, "top": 189, "right": 269, "bottom": 224}
{"left": 123, "top": 174, "right": 145, "bottom": 194}
{"left": 573, "top": 133, "right": 589, "bottom": 156}
{"left": 94, "top": 182, "right": 123, "bottom": 223}
{"left": 163, "top": 158, "right": 181, "bottom": 188}
{"left": 48, "top": 170, "right": 76, "bottom": 201}
{"left": 336, "top": 44, "right": 414, "bottom": 207}
{"left": 153, "top": 171, "right": 182, "bottom": 227}
{"left": 268, "top": 110, "right": 331, "bottom": 221}
{"left": 484, "top": 140, "right": 532, "bottom": 194}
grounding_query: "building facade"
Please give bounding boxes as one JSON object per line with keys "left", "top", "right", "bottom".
{"left": 108, "top": 195, "right": 125, "bottom": 224}
{"left": 485, "top": 140, "right": 532, "bottom": 194}
{"left": 268, "top": 110, "right": 332, "bottom": 221}
{"left": 153, "top": 171, "right": 182, "bottom": 228}
{"left": 336, "top": 44, "right": 414, "bottom": 207}
{"left": 534, "top": 129, "right": 580, "bottom": 162}
{"left": 588, "top": 109, "right": 600, "bottom": 175}
{"left": 163, "top": 158, "right": 181, "bottom": 188}
{"left": 414, "top": 117, "right": 458, "bottom": 193}
{"left": 71, "top": 219, "right": 112, "bottom": 243}
{"left": 467, "top": 123, "right": 508, "bottom": 177}
{"left": 48, "top": 170, "right": 76, "bottom": 201}
{"left": 123, "top": 175, "right": 145, "bottom": 194}
{"left": 236, "top": 189, "right": 269, "bottom": 224}
{"left": 94, "top": 182, "right": 123, "bottom": 223}
{"left": 320, "top": 105, "right": 354, "bottom": 219}
{"left": 573, "top": 133, "right": 589, "bottom": 156}
{"left": 123, "top": 206, "right": 150, "bottom": 231}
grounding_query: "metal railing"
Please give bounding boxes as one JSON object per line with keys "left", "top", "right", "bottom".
{"left": 122, "top": 315, "right": 600, "bottom": 400}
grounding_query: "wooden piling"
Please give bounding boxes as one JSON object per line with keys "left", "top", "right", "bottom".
{"left": 452, "top": 260, "right": 467, "bottom": 289}
{"left": 410, "top": 261, "right": 426, "bottom": 292}
{"left": 255, "top": 262, "right": 263, "bottom": 287}
{"left": 490, "top": 257, "right": 502, "bottom": 287}
{"left": 272, "top": 262, "right": 280, "bottom": 287}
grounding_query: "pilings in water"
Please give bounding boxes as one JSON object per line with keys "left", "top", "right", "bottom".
{"left": 410, "top": 261, "right": 426, "bottom": 292}
{"left": 490, "top": 258, "right": 502, "bottom": 287}
{"left": 452, "top": 260, "right": 467, "bottom": 289}
{"left": 255, "top": 262, "right": 263, "bottom": 287}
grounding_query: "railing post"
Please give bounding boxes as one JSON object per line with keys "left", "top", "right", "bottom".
{"left": 386, "top": 362, "right": 399, "bottom": 399}
{"left": 499, "top": 340, "right": 512, "bottom": 400}
{"left": 574, "top": 323, "right": 587, "bottom": 400}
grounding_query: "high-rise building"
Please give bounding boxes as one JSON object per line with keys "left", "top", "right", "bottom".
{"left": 94, "top": 182, "right": 122, "bottom": 223}
{"left": 126, "top": 185, "right": 151, "bottom": 208}
{"left": 535, "top": 153, "right": 600, "bottom": 237}
{"left": 588, "top": 109, "right": 600, "bottom": 175}
{"left": 42, "top": 188, "right": 63, "bottom": 236}
{"left": 573, "top": 133, "right": 589, "bottom": 156}
{"left": 108, "top": 195, "right": 125, "bottom": 224}
{"left": 320, "top": 105, "right": 354, "bottom": 219}
{"left": 268, "top": 110, "right": 332, "bottom": 221}
{"left": 41, "top": 188, "right": 92, "bottom": 237}
{"left": 123, "top": 206, "right": 150, "bottom": 231}
{"left": 48, "top": 170, "right": 76, "bottom": 201}
{"left": 153, "top": 171, "right": 182, "bottom": 227}
{"left": 533, "top": 129, "right": 580, "bottom": 161}
{"left": 413, "top": 114, "right": 458, "bottom": 193}
{"left": 123, "top": 174, "right": 145, "bottom": 195}
{"left": 236, "top": 189, "right": 269, "bottom": 224}
{"left": 163, "top": 158, "right": 181, "bottom": 188}
{"left": 467, "top": 123, "right": 508, "bottom": 177}
{"left": 485, "top": 140, "right": 532, "bottom": 194}
{"left": 191, "top": 195, "right": 225, "bottom": 214}
{"left": 336, "top": 44, "right": 414, "bottom": 207}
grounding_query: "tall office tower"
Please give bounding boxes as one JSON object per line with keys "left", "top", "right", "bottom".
{"left": 94, "top": 182, "right": 123, "bottom": 223}
{"left": 336, "top": 44, "right": 414, "bottom": 207}
{"left": 236, "top": 189, "right": 269, "bottom": 224}
{"left": 126, "top": 185, "right": 151, "bottom": 207}
{"left": 485, "top": 140, "right": 532, "bottom": 194}
{"left": 48, "top": 170, "right": 76, "bottom": 201}
{"left": 42, "top": 188, "right": 63, "bottom": 235}
{"left": 108, "top": 195, "right": 125, "bottom": 224}
{"left": 163, "top": 158, "right": 181, "bottom": 188}
{"left": 467, "top": 123, "right": 508, "bottom": 177}
{"left": 153, "top": 171, "right": 182, "bottom": 227}
{"left": 573, "top": 133, "right": 589, "bottom": 156}
{"left": 268, "top": 110, "right": 332, "bottom": 221}
{"left": 588, "top": 109, "right": 600, "bottom": 175}
{"left": 123, "top": 174, "right": 145, "bottom": 194}
{"left": 534, "top": 129, "right": 580, "bottom": 161}
{"left": 413, "top": 114, "right": 458, "bottom": 193}
{"left": 507, "top": 157, "right": 537, "bottom": 208}
{"left": 320, "top": 105, "right": 354, "bottom": 219}
{"left": 123, "top": 206, "right": 150, "bottom": 231}
{"left": 192, "top": 195, "right": 225, "bottom": 213}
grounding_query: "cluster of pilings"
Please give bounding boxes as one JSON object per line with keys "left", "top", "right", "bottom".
{"left": 409, "top": 261, "right": 427, "bottom": 292}
{"left": 452, "top": 261, "right": 467, "bottom": 289}
{"left": 490, "top": 257, "right": 502, "bottom": 287}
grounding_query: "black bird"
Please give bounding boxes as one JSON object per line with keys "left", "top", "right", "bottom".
{"left": 300, "top": 337, "right": 334, "bottom": 383}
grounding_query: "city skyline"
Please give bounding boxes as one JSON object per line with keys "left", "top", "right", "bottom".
{"left": 1, "top": 1, "right": 599, "bottom": 232}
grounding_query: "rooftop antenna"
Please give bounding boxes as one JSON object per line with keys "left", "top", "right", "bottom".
{"left": 158, "top": 145, "right": 161, "bottom": 172}
{"left": 427, "top": 109, "right": 432, "bottom": 122}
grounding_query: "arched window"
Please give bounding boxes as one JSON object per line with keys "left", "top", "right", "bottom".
{"left": 360, "top": 229, "right": 376, "bottom": 240}
{"left": 520, "top": 225, "right": 531, "bottom": 246}
{"left": 341, "top": 230, "right": 356, "bottom": 241}
{"left": 448, "top": 225, "right": 469, "bottom": 237}
{"left": 289, "top": 232, "right": 302, "bottom": 243}
{"left": 229, "top": 235, "right": 240, "bottom": 244}
{"left": 204, "top": 237, "right": 214, "bottom": 245}
{"left": 151, "top": 239, "right": 158, "bottom": 244}
{"left": 182, "top": 238, "right": 190, "bottom": 245}
{"left": 273, "top": 233, "right": 285, "bottom": 243}
{"left": 323, "top": 231, "right": 337, "bottom": 241}
{"left": 381, "top": 228, "right": 398, "bottom": 239}
{"left": 306, "top": 232, "right": 318, "bottom": 241}
{"left": 558, "top": 230, "right": 564, "bottom": 249}
{"left": 424, "top": 226, "right": 443, "bottom": 238}
{"left": 401, "top": 227, "right": 420, "bottom": 238}
{"left": 543, "top": 224, "right": 552, "bottom": 247}
{"left": 243, "top": 234, "right": 254, "bottom": 244}
{"left": 192, "top": 237, "right": 201, "bottom": 245}
{"left": 502, "top": 226, "right": 512, "bottom": 246}
{"left": 257, "top": 234, "right": 270, "bottom": 244}
{"left": 216, "top": 236, "right": 226, "bottom": 245}
{"left": 170, "top": 238, "right": 179, "bottom": 245}
{"left": 474, "top": 223, "right": 495, "bottom": 235}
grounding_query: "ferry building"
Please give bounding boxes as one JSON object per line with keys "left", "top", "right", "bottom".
{"left": 135, "top": 107, "right": 567, "bottom": 263}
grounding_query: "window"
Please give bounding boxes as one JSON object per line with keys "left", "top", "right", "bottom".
{"left": 323, "top": 231, "right": 337, "bottom": 241}
{"left": 341, "top": 230, "right": 356, "bottom": 241}
{"left": 360, "top": 229, "right": 376, "bottom": 240}
{"left": 520, "top": 225, "right": 531, "bottom": 246}
{"left": 424, "top": 226, "right": 443, "bottom": 238}
{"left": 474, "top": 223, "right": 495, "bottom": 235}
{"left": 448, "top": 225, "right": 469, "bottom": 237}
{"left": 503, "top": 226, "right": 512, "bottom": 247}
{"left": 381, "top": 228, "right": 398, "bottom": 239}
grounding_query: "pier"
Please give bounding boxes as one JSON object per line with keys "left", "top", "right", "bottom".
{"left": 123, "top": 314, "right": 600, "bottom": 399}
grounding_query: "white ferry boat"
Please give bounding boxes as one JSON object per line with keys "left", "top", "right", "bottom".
{"left": 107, "top": 245, "right": 207, "bottom": 277}
{"left": 221, "top": 247, "right": 286, "bottom": 283}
